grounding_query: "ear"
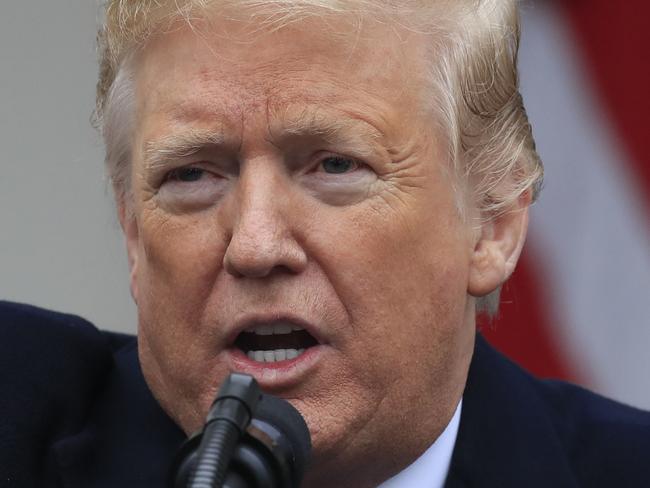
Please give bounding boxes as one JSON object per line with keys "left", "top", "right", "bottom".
{"left": 468, "top": 192, "right": 531, "bottom": 297}
{"left": 118, "top": 201, "right": 141, "bottom": 305}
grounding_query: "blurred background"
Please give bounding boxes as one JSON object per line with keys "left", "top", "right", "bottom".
{"left": 1, "top": 1, "right": 648, "bottom": 408}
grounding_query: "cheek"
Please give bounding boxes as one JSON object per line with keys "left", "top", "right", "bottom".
{"left": 140, "top": 213, "right": 224, "bottom": 287}
{"left": 305, "top": 195, "right": 471, "bottom": 388}
{"left": 135, "top": 212, "right": 228, "bottom": 340}
{"left": 318, "top": 200, "right": 469, "bottom": 322}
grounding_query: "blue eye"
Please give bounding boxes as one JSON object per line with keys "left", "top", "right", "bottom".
{"left": 321, "top": 156, "right": 355, "bottom": 174}
{"left": 168, "top": 167, "right": 204, "bottom": 182}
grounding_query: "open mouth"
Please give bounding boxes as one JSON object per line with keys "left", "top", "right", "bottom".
{"left": 234, "top": 321, "right": 320, "bottom": 363}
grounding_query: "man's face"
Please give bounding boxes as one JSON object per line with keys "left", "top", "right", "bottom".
{"left": 126, "top": 13, "right": 478, "bottom": 486}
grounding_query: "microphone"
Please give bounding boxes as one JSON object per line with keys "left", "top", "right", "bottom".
{"left": 252, "top": 393, "right": 312, "bottom": 486}
{"left": 170, "top": 373, "right": 311, "bottom": 488}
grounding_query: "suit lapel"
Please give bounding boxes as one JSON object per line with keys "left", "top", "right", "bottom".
{"left": 445, "top": 335, "right": 579, "bottom": 488}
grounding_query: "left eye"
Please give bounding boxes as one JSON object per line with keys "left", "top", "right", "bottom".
{"left": 320, "top": 156, "right": 357, "bottom": 174}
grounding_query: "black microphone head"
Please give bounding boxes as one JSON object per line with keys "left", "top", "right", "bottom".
{"left": 253, "top": 394, "right": 311, "bottom": 485}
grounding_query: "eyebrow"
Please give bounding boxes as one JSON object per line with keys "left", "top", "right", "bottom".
{"left": 268, "top": 106, "right": 386, "bottom": 160}
{"left": 143, "top": 129, "right": 227, "bottom": 170}
{"left": 142, "top": 106, "right": 388, "bottom": 170}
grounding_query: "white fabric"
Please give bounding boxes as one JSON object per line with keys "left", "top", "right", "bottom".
{"left": 377, "top": 400, "right": 462, "bottom": 488}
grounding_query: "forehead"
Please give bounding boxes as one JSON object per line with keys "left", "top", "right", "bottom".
{"left": 133, "top": 12, "right": 432, "bottom": 132}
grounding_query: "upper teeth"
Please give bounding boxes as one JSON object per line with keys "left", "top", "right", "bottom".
{"left": 246, "top": 323, "right": 304, "bottom": 336}
{"left": 247, "top": 349, "right": 306, "bottom": 362}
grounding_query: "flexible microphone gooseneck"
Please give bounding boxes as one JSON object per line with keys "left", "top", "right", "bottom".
{"left": 170, "top": 373, "right": 311, "bottom": 488}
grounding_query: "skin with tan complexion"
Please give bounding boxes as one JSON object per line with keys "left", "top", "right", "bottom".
{"left": 120, "top": 13, "right": 529, "bottom": 488}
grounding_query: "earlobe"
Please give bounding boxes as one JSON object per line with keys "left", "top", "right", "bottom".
{"left": 468, "top": 193, "right": 531, "bottom": 297}
{"left": 118, "top": 202, "right": 141, "bottom": 304}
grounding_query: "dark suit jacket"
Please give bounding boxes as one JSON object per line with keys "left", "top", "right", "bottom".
{"left": 1, "top": 301, "right": 649, "bottom": 487}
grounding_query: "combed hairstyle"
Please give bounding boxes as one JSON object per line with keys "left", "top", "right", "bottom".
{"left": 95, "top": 0, "right": 543, "bottom": 315}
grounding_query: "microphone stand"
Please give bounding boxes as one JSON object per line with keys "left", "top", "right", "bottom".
{"left": 169, "top": 373, "right": 309, "bottom": 488}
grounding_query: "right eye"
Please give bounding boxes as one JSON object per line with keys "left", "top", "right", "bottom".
{"left": 165, "top": 167, "right": 207, "bottom": 183}
{"left": 157, "top": 165, "right": 229, "bottom": 211}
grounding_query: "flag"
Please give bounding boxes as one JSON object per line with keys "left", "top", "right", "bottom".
{"left": 482, "top": 0, "right": 650, "bottom": 410}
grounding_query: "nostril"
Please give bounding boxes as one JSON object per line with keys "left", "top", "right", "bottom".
{"left": 222, "top": 234, "right": 307, "bottom": 278}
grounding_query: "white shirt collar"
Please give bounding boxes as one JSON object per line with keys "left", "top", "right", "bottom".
{"left": 377, "top": 399, "right": 462, "bottom": 488}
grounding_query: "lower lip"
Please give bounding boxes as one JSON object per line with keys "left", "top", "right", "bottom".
{"left": 227, "top": 345, "right": 325, "bottom": 390}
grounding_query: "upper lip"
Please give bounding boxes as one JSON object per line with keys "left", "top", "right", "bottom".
{"left": 225, "top": 312, "right": 326, "bottom": 347}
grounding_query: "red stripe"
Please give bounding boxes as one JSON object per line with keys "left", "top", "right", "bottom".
{"left": 484, "top": 0, "right": 650, "bottom": 383}
{"left": 480, "top": 248, "right": 576, "bottom": 381}
{"left": 559, "top": 0, "right": 650, "bottom": 206}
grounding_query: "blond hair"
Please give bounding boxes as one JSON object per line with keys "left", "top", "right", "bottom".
{"left": 95, "top": 0, "right": 543, "bottom": 314}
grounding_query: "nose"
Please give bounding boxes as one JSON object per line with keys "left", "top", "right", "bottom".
{"left": 222, "top": 168, "right": 308, "bottom": 278}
